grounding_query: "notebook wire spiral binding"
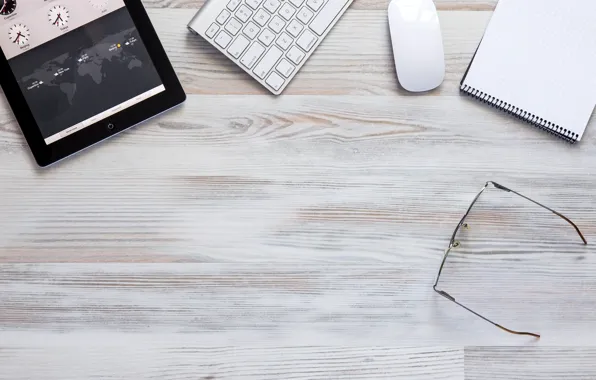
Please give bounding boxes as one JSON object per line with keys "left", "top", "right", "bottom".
{"left": 460, "top": 84, "right": 578, "bottom": 143}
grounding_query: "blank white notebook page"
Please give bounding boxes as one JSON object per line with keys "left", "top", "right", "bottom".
{"left": 462, "top": 0, "right": 596, "bottom": 140}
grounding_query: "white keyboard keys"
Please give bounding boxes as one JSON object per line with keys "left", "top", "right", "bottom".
{"left": 246, "top": 0, "right": 263, "bottom": 9}
{"left": 287, "top": 20, "right": 303, "bottom": 37}
{"left": 297, "top": 7, "right": 314, "bottom": 24}
{"left": 296, "top": 29, "right": 317, "bottom": 51}
{"left": 214, "top": 30, "right": 233, "bottom": 48}
{"left": 243, "top": 21, "right": 260, "bottom": 39}
{"left": 263, "top": 0, "right": 281, "bottom": 13}
{"left": 228, "top": 35, "right": 250, "bottom": 58}
{"left": 187, "top": 0, "right": 353, "bottom": 95}
{"left": 254, "top": 9, "right": 271, "bottom": 26}
{"left": 276, "top": 58, "right": 295, "bottom": 77}
{"left": 205, "top": 23, "right": 219, "bottom": 38}
{"left": 225, "top": 18, "right": 243, "bottom": 35}
{"left": 279, "top": 3, "right": 297, "bottom": 20}
{"left": 253, "top": 46, "right": 283, "bottom": 79}
{"left": 227, "top": 0, "right": 241, "bottom": 11}
{"left": 268, "top": 15, "right": 286, "bottom": 33}
{"left": 236, "top": 5, "right": 253, "bottom": 22}
{"left": 276, "top": 32, "right": 293, "bottom": 50}
{"left": 216, "top": 9, "right": 232, "bottom": 24}
{"left": 286, "top": 46, "right": 305, "bottom": 64}
{"left": 306, "top": 0, "right": 324, "bottom": 11}
{"left": 240, "top": 42, "right": 266, "bottom": 68}
{"left": 266, "top": 72, "right": 285, "bottom": 91}
{"left": 309, "top": 0, "right": 349, "bottom": 35}
{"left": 258, "top": 28, "right": 276, "bottom": 46}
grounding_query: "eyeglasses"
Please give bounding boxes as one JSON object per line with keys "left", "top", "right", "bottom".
{"left": 433, "top": 181, "right": 587, "bottom": 339}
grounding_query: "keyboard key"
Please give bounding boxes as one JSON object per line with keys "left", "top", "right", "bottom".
{"left": 276, "top": 32, "right": 293, "bottom": 50}
{"left": 286, "top": 19, "right": 303, "bottom": 37}
{"left": 236, "top": 5, "right": 253, "bottom": 22}
{"left": 253, "top": 46, "right": 283, "bottom": 79}
{"left": 227, "top": 0, "right": 241, "bottom": 11}
{"left": 205, "top": 23, "right": 219, "bottom": 38}
{"left": 279, "top": 3, "right": 296, "bottom": 20}
{"left": 296, "top": 29, "right": 317, "bottom": 51}
{"left": 228, "top": 35, "right": 250, "bottom": 58}
{"left": 214, "top": 30, "right": 233, "bottom": 48}
{"left": 309, "top": 0, "right": 349, "bottom": 35}
{"left": 246, "top": 0, "right": 263, "bottom": 9}
{"left": 263, "top": 0, "right": 281, "bottom": 13}
{"left": 297, "top": 7, "right": 314, "bottom": 24}
{"left": 276, "top": 58, "right": 295, "bottom": 77}
{"left": 254, "top": 9, "right": 271, "bottom": 26}
{"left": 286, "top": 46, "right": 305, "bottom": 64}
{"left": 266, "top": 72, "right": 285, "bottom": 91}
{"left": 289, "top": 0, "right": 304, "bottom": 7}
{"left": 306, "top": 0, "right": 324, "bottom": 11}
{"left": 216, "top": 9, "right": 231, "bottom": 24}
{"left": 268, "top": 15, "right": 286, "bottom": 33}
{"left": 243, "top": 21, "right": 260, "bottom": 39}
{"left": 240, "top": 42, "right": 266, "bottom": 68}
{"left": 258, "top": 28, "right": 276, "bottom": 46}
{"left": 225, "top": 18, "right": 243, "bottom": 35}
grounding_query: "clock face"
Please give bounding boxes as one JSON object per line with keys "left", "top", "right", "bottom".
{"left": 0, "top": 0, "right": 17, "bottom": 16}
{"left": 88, "top": 0, "right": 108, "bottom": 9}
{"left": 48, "top": 5, "right": 69, "bottom": 27}
{"left": 8, "top": 23, "right": 29, "bottom": 46}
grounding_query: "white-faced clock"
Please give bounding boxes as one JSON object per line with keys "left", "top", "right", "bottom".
{"left": 88, "top": 0, "right": 108, "bottom": 9}
{"left": 8, "top": 23, "right": 29, "bottom": 46}
{"left": 48, "top": 5, "right": 69, "bottom": 27}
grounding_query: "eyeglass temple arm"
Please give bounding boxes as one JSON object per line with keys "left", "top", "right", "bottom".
{"left": 489, "top": 181, "right": 587, "bottom": 245}
{"left": 433, "top": 284, "right": 541, "bottom": 339}
{"left": 433, "top": 249, "right": 540, "bottom": 338}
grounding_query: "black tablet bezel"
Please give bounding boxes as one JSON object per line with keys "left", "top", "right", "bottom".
{"left": 0, "top": 0, "right": 186, "bottom": 167}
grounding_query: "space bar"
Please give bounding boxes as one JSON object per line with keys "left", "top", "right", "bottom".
{"left": 309, "top": 0, "right": 351, "bottom": 36}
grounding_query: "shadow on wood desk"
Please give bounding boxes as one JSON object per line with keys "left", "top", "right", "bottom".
{"left": 1, "top": 0, "right": 595, "bottom": 378}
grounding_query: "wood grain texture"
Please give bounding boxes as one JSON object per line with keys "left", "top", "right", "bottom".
{"left": 1, "top": 94, "right": 594, "bottom": 261}
{"left": 465, "top": 347, "right": 596, "bottom": 379}
{"left": 0, "top": 263, "right": 595, "bottom": 346}
{"left": 0, "top": 345, "right": 463, "bottom": 380}
{"left": 1, "top": 1, "right": 596, "bottom": 376}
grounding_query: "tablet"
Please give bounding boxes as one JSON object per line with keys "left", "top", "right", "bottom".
{"left": 0, "top": 0, "right": 185, "bottom": 166}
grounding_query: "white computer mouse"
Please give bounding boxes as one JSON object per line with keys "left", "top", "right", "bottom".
{"left": 388, "top": 0, "right": 445, "bottom": 92}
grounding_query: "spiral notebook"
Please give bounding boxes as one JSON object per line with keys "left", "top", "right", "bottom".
{"left": 460, "top": 0, "right": 596, "bottom": 143}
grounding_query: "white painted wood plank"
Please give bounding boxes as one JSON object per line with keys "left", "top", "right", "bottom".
{"left": 0, "top": 95, "right": 594, "bottom": 262}
{"left": 465, "top": 347, "right": 596, "bottom": 379}
{"left": 1, "top": 263, "right": 595, "bottom": 346}
{"left": 0, "top": 345, "right": 463, "bottom": 380}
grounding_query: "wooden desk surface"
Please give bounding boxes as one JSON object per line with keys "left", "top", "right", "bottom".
{"left": 1, "top": 0, "right": 595, "bottom": 378}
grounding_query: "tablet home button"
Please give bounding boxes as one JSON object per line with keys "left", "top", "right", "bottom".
{"left": 107, "top": 123, "right": 115, "bottom": 131}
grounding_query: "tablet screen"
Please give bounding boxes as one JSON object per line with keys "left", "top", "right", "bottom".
{"left": 0, "top": 1, "right": 165, "bottom": 145}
